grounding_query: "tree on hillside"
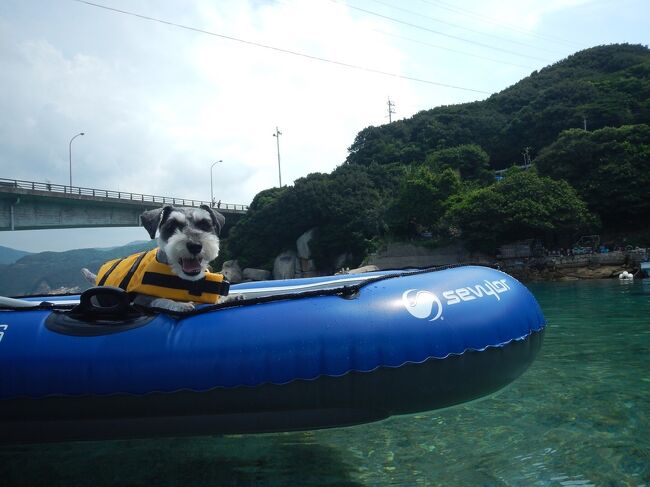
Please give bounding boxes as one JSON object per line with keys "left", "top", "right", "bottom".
{"left": 445, "top": 169, "right": 596, "bottom": 252}
{"left": 226, "top": 164, "right": 402, "bottom": 270}
{"left": 535, "top": 124, "right": 650, "bottom": 229}
{"left": 425, "top": 144, "right": 493, "bottom": 184}
{"left": 225, "top": 174, "right": 327, "bottom": 268}
{"left": 308, "top": 164, "right": 394, "bottom": 267}
{"left": 387, "top": 166, "right": 462, "bottom": 237}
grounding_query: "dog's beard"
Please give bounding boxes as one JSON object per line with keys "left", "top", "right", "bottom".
{"left": 159, "top": 233, "right": 220, "bottom": 281}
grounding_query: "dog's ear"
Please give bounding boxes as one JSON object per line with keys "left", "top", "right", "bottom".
{"left": 140, "top": 206, "right": 174, "bottom": 239}
{"left": 200, "top": 205, "right": 226, "bottom": 235}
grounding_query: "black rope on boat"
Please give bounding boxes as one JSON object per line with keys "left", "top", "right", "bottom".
{"left": 153, "top": 262, "right": 499, "bottom": 318}
{"left": 0, "top": 263, "right": 499, "bottom": 315}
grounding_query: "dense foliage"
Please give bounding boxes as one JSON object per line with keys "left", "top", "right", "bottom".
{"left": 225, "top": 164, "right": 404, "bottom": 269}
{"left": 446, "top": 169, "right": 597, "bottom": 251}
{"left": 535, "top": 124, "right": 650, "bottom": 229}
{"left": 225, "top": 44, "right": 650, "bottom": 268}
{"left": 387, "top": 166, "right": 462, "bottom": 237}
{"left": 346, "top": 44, "right": 650, "bottom": 168}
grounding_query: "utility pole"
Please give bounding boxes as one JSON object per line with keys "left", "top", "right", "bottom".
{"left": 387, "top": 97, "right": 396, "bottom": 123}
{"left": 273, "top": 126, "right": 282, "bottom": 187}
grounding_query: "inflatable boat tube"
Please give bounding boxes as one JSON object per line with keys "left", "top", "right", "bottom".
{"left": 0, "top": 265, "right": 546, "bottom": 444}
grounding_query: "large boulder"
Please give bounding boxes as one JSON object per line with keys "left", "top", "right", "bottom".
{"left": 242, "top": 268, "right": 272, "bottom": 281}
{"left": 220, "top": 260, "right": 242, "bottom": 283}
{"left": 296, "top": 228, "right": 316, "bottom": 260}
{"left": 273, "top": 250, "right": 299, "bottom": 280}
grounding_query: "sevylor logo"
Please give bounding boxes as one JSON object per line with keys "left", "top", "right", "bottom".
{"left": 402, "top": 290, "right": 443, "bottom": 321}
{"left": 402, "top": 279, "right": 511, "bottom": 321}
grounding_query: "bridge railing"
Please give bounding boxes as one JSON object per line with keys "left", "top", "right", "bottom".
{"left": 0, "top": 178, "right": 248, "bottom": 212}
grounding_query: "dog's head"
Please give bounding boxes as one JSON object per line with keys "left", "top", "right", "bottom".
{"left": 140, "top": 205, "right": 225, "bottom": 281}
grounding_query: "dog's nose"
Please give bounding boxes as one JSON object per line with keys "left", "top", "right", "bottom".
{"left": 186, "top": 242, "right": 202, "bottom": 255}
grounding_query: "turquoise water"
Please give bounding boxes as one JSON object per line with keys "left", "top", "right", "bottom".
{"left": 2, "top": 279, "right": 649, "bottom": 486}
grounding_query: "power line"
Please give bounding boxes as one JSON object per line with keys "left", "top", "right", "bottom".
{"left": 367, "top": 0, "right": 565, "bottom": 56}
{"left": 417, "top": 0, "right": 584, "bottom": 48}
{"left": 274, "top": 0, "right": 535, "bottom": 70}
{"left": 328, "top": 0, "right": 550, "bottom": 63}
{"left": 372, "top": 27, "right": 535, "bottom": 70}
{"left": 73, "top": 0, "right": 492, "bottom": 95}
{"left": 424, "top": 0, "right": 584, "bottom": 47}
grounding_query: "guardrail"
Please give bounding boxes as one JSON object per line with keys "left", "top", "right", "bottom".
{"left": 0, "top": 178, "right": 248, "bottom": 212}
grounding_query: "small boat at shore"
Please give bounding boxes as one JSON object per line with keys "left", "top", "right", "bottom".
{"left": 0, "top": 265, "right": 546, "bottom": 444}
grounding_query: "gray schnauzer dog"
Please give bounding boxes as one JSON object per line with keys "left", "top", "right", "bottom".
{"left": 82, "top": 205, "right": 229, "bottom": 312}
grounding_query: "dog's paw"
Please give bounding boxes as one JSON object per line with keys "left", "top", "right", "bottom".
{"left": 150, "top": 298, "right": 195, "bottom": 312}
{"left": 219, "top": 294, "right": 245, "bottom": 304}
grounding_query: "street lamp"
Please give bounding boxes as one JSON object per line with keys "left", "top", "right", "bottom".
{"left": 210, "top": 160, "right": 222, "bottom": 207}
{"left": 69, "top": 132, "right": 85, "bottom": 188}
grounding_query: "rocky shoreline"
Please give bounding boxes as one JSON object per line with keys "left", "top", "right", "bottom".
{"left": 499, "top": 248, "right": 648, "bottom": 282}
{"left": 220, "top": 232, "right": 649, "bottom": 284}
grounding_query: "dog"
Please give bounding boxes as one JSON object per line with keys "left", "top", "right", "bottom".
{"left": 82, "top": 204, "right": 231, "bottom": 312}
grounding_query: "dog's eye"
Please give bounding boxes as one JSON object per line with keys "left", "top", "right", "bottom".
{"left": 196, "top": 219, "right": 212, "bottom": 232}
{"left": 168, "top": 220, "right": 185, "bottom": 232}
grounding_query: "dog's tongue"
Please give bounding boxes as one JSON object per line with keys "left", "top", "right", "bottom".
{"left": 181, "top": 257, "right": 202, "bottom": 275}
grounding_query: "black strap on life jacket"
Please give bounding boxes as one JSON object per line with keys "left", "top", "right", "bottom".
{"left": 141, "top": 272, "right": 230, "bottom": 297}
{"left": 118, "top": 252, "right": 149, "bottom": 290}
{"left": 97, "top": 258, "right": 125, "bottom": 286}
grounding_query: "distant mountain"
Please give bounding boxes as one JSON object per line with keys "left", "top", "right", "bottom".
{"left": 93, "top": 240, "right": 151, "bottom": 251}
{"left": 0, "top": 241, "right": 157, "bottom": 296}
{"left": 0, "top": 245, "right": 32, "bottom": 265}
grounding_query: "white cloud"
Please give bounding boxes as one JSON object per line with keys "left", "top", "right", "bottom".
{"left": 0, "top": 0, "right": 647, "bottom": 252}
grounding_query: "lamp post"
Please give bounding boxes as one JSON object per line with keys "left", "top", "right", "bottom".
{"left": 273, "top": 126, "right": 282, "bottom": 187}
{"left": 68, "top": 132, "right": 85, "bottom": 189}
{"left": 210, "top": 160, "right": 222, "bottom": 207}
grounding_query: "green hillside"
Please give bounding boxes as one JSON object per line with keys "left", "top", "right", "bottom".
{"left": 219, "top": 44, "right": 650, "bottom": 270}
{"left": 346, "top": 43, "right": 650, "bottom": 168}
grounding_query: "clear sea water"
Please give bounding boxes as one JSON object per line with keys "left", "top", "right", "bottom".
{"left": 2, "top": 279, "right": 649, "bottom": 486}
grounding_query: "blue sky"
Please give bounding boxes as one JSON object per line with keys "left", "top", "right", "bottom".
{"left": 0, "top": 0, "right": 648, "bottom": 252}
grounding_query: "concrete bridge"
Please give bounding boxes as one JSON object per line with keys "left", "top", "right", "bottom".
{"left": 0, "top": 178, "right": 248, "bottom": 234}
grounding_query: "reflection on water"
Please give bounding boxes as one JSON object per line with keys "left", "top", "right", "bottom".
{"left": 2, "top": 279, "right": 649, "bottom": 486}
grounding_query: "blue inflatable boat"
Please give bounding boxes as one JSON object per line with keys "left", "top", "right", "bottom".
{"left": 0, "top": 265, "right": 545, "bottom": 444}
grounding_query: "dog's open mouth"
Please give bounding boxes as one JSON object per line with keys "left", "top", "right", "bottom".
{"left": 180, "top": 257, "right": 202, "bottom": 276}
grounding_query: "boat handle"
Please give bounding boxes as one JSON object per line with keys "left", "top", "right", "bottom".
{"left": 77, "top": 286, "right": 131, "bottom": 318}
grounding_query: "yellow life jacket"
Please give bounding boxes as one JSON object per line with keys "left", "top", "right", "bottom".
{"left": 95, "top": 249, "right": 229, "bottom": 304}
